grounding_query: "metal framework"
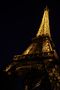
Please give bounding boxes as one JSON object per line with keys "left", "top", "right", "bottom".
{"left": 3, "top": 7, "right": 60, "bottom": 90}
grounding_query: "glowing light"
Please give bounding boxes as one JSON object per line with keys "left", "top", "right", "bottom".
{"left": 36, "top": 8, "right": 51, "bottom": 37}
{"left": 22, "top": 43, "right": 37, "bottom": 55}
{"left": 42, "top": 40, "right": 52, "bottom": 52}
{"left": 22, "top": 44, "right": 33, "bottom": 55}
{"left": 5, "top": 65, "right": 12, "bottom": 72}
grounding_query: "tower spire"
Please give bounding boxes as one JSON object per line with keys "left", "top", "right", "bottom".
{"left": 36, "top": 7, "right": 51, "bottom": 37}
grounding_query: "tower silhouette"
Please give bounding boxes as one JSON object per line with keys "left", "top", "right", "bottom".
{"left": 3, "top": 7, "right": 60, "bottom": 90}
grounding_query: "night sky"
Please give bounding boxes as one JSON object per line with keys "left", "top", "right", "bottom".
{"left": 0, "top": 0, "right": 60, "bottom": 68}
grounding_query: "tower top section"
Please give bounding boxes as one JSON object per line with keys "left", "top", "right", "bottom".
{"left": 21, "top": 7, "right": 58, "bottom": 59}
{"left": 36, "top": 7, "right": 51, "bottom": 37}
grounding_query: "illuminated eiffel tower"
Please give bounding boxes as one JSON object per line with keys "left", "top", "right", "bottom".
{"left": 3, "top": 7, "right": 60, "bottom": 90}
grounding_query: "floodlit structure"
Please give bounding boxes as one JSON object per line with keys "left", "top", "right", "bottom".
{"left": 3, "top": 7, "right": 60, "bottom": 90}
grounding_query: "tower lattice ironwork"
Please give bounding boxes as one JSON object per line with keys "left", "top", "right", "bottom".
{"left": 3, "top": 7, "right": 60, "bottom": 90}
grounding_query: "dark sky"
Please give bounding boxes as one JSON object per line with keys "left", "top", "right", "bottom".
{"left": 0, "top": 0, "right": 60, "bottom": 67}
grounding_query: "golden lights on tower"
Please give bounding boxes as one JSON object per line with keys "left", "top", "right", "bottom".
{"left": 36, "top": 7, "right": 51, "bottom": 37}
{"left": 22, "top": 7, "right": 52, "bottom": 55}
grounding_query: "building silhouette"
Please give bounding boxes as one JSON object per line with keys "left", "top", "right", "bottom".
{"left": 2, "top": 7, "right": 60, "bottom": 90}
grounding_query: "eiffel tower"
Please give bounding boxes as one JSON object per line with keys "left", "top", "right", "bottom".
{"left": 3, "top": 7, "right": 60, "bottom": 90}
